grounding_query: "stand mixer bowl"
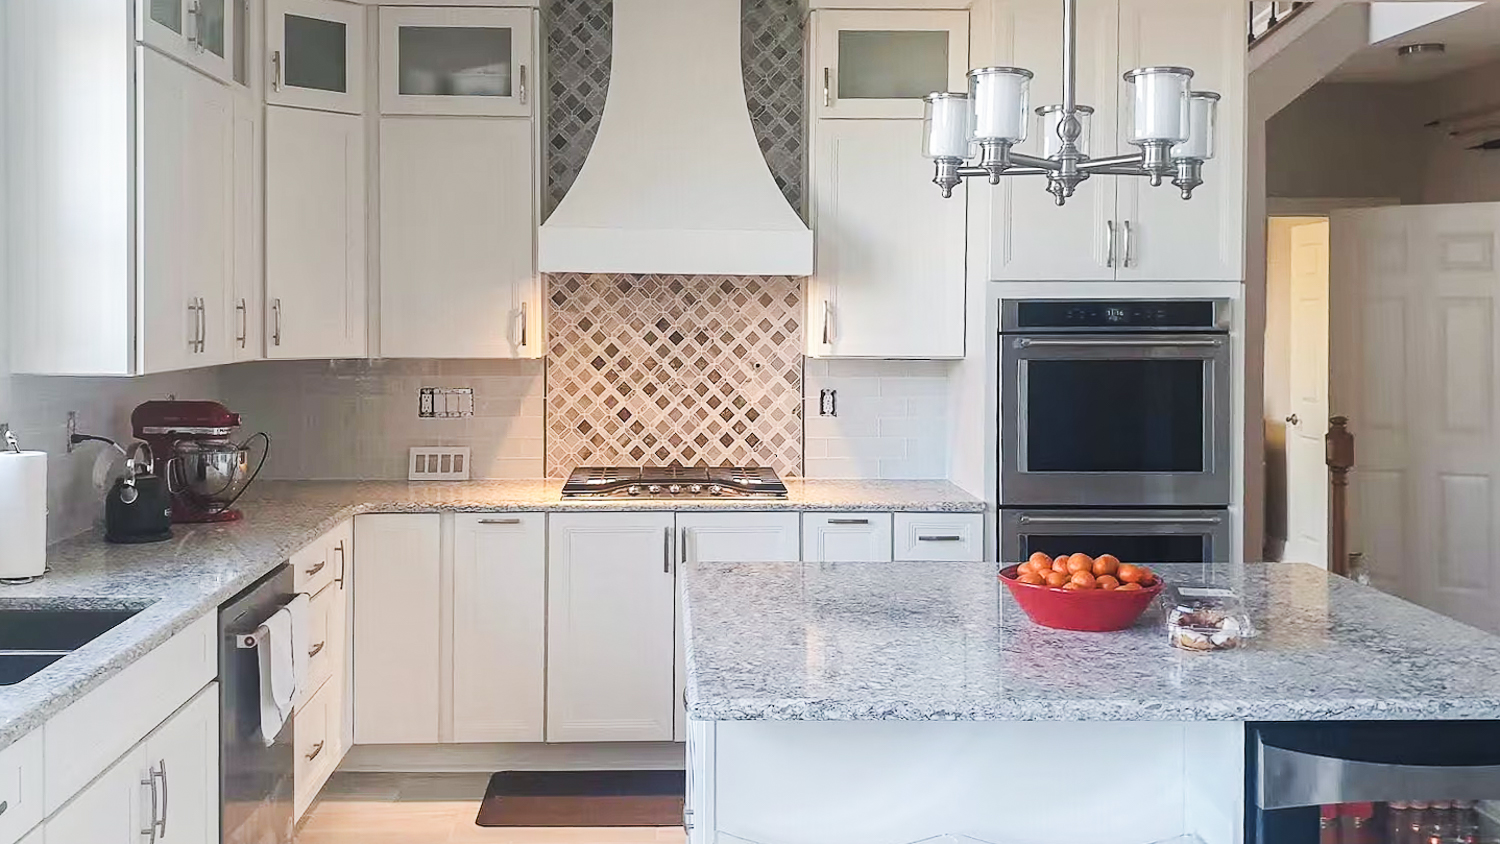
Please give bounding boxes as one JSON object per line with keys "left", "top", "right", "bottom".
{"left": 172, "top": 440, "right": 254, "bottom": 505}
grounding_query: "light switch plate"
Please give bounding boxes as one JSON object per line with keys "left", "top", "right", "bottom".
{"left": 408, "top": 447, "right": 471, "bottom": 481}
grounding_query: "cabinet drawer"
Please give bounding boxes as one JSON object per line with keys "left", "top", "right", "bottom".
{"left": 294, "top": 679, "right": 336, "bottom": 820}
{"left": 44, "top": 612, "right": 216, "bottom": 814}
{"left": 0, "top": 730, "right": 43, "bottom": 844}
{"left": 802, "top": 513, "right": 893, "bottom": 562}
{"left": 893, "top": 513, "right": 984, "bottom": 562}
{"left": 302, "top": 584, "right": 336, "bottom": 705}
{"left": 292, "top": 538, "right": 332, "bottom": 595}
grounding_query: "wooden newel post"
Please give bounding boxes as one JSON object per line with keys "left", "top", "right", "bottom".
{"left": 1326, "top": 416, "right": 1355, "bottom": 577}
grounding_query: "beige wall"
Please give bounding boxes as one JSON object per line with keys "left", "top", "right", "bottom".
{"left": 1266, "top": 82, "right": 1427, "bottom": 203}
{"left": 1415, "top": 57, "right": 1500, "bottom": 204}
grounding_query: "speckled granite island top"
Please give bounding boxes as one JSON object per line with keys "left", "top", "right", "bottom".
{"left": 0, "top": 479, "right": 981, "bottom": 753}
{"left": 681, "top": 560, "right": 1500, "bottom": 722}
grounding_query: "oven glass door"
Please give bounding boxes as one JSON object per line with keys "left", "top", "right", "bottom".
{"left": 1000, "top": 509, "right": 1231, "bottom": 564}
{"left": 1001, "top": 333, "right": 1232, "bottom": 506}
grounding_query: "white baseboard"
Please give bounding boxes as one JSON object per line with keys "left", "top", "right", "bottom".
{"left": 339, "top": 741, "right": 687, "bottom": 773}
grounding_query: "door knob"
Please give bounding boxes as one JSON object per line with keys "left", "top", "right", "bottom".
{"left": 1285, "top": 414, "right": 1300, "bottom": 426}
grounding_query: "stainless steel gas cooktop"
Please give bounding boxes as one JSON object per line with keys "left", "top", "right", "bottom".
{"left": 561, "top": 467, "right": 789, "bottom": 499}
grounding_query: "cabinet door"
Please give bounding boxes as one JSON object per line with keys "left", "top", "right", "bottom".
{"left": 268, "top": 0, "right": 364, "bottom": 114}
{"left": 145, "top": 683, "right": 219, "bottom": 844}
{"left": 802, "top": 512, "right": 893, "bottom": 562}
{"left": 379, "top": 117, "right": 537, "bottom": 358}
{"left": 187, "top": 69, "right": 235, "bottom": 368}
{"left": 139, "top": 0, "right": 234, "bottom": 83}
{"left": 674, "top": 512, "right": 800, "bottom": 740}
{"left": 353, "top": 514, "right": 441, "bottom": 744}
{"left": 43, "top": 746, "right": 145, "bottom": 844}
{"left": 547, "top": 512, "right": 676, "bottom": 743}
{"left": 266, "top": 104, "right": 367, "bottom": 359}
{"left": 812, "top": 10, "right": 968, "bottom": 120}
{"left": 137, "top": 47, "right": 195, "bottom": 375}
{"left": 1114, "top": 0, "right": 1245, "bottom": 281}
{"left": 230, "top": 92, "right": 263, "bottom": 361}
{"left": 379, "top": 7, "right": 534, "bottom": 117}
{"left": 809, "top": 119, "right": 965, "bottom": 358}
{"left": 452, "top": 514, "right": 547, "bottom": 742}
{"left": 984, "top": 0, "right": 1121, "bottom": 281}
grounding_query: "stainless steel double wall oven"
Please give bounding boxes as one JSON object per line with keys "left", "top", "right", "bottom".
{"left": 999, "top": 299, "right": 1233, "bottom": 563}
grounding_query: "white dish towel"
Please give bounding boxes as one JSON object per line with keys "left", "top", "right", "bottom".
{"left": 256, "top": 593, "right": 311, "bottom": 746}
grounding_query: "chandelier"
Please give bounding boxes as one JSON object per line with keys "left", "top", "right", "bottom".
{"left": 921, "top": 0, "right": 1219, "bottom": 205}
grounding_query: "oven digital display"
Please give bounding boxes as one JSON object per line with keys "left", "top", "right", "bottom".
{"left": 1025, "top": 359, "right": 1205, "bottom": 473}
{"left": 1021, "top": 533, "right": 1209, "bottom": 563}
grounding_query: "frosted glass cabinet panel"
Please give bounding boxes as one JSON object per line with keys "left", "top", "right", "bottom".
{"left": 138, "top": 0, "right": 235, "bottom": 82}
{"left": 812, "top": 9, "right": 969, "bottom": 119}
{"left": 268, "top": 0, "right": 365, "bottom": 114}
{"left": 379, "top": 7, "right": 535, "bottom": 116}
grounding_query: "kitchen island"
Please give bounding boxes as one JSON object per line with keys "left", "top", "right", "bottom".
{"left": 680, "top": 561, "right": 1500, "bottom": 844}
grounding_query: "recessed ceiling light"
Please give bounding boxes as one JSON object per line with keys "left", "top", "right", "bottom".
{"left": 1398, "top": 43, "right": 1448, "bottom": 58}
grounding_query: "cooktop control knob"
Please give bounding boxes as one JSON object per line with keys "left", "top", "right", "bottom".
{"left": 627, "top": 485, "right": 642, "bottom": 496}
{"left": 709, "top": 485, "right": 722, "bottom": 495}
{"left": 648, "top": 485, "right": 663, "bottom": 494}
{"left": 688, "top": 484, "right": 703, "bottom": 494}
{"left": 668, "top": 484, "right": 682, "bottom": 495}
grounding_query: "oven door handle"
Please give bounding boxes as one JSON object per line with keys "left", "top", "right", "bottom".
{"left": 1014, "top": 338, "right": 1224, "bottom": 348}
{"left": 1018, "top": 515, "right": 1224, "bottom": 525}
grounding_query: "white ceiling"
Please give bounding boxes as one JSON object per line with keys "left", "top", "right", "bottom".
{"left": 1327, "top": 2, "right": 1500, "bottom": 83}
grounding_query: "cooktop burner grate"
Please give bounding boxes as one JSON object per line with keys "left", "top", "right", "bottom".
{"left": 561, "top": 466, "right": 789, "bottom": 499}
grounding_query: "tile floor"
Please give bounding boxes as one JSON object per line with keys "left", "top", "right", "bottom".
{"left": 297, "top": 772, "right": 688, "bottom": 844}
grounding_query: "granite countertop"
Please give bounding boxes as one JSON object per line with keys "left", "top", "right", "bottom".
{"left": 0, "top": 478, "right": 982, "bottom": 752}
{"left": 682, "top": 560, "right": 1500, "bottom": 722}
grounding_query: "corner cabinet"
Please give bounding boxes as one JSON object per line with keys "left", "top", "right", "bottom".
{"left": 377, "top": 7, "right": 542, "bottom": 360}
{"left": 806, "top": 9, "right": 969, "bottom": 359}
{"left": 983, "top": 0, "right": 1245, "bottom": 281}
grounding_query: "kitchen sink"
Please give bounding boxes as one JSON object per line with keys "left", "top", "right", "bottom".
{"left": 0, "top": 607, "right": 146, "bottom": 687}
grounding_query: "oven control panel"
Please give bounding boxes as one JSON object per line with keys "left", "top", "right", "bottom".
{"left": 1007, "top": 300, "right": 1229, "bottom": 332}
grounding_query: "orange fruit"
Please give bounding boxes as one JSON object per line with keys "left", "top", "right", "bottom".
{"left": 1093, "top": 554, "right": 1121, "bottom": 577}
{"left": 1070, "top": 571, "right": 1097, "bottom": 589}
{"left": 1117, "top": 564, "right": 1145, "bottom": 584}
{"left": 1028, "top": 551, "right": 1053, "bottom": 569}
{"left": 1053, "top": 556, "right": 1071, "bottom": 573}
{"left": 1117, "top": 582, "right": 1143, "bottom": 592}
{"left": 1044, "top": 571, "right": 1071, "bottom": 588}
{"left": 1018, "top": 572, "right": 1045, "bottom": 585}
{"left": 1136, "top": 566, "right": 1156, "bottom": 586}
{"left": 1067, "top": 553, "right": 1094, "bottom": 574}
{"left": 1096, "top": 575, "right": 1121, "bottom": 591}
{"left": 1061, "top": 582, "right": 1084, "bottom": 590}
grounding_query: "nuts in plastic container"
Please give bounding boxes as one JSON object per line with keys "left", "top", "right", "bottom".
{"left": 1166, "top": 586, "right": 1251, "bottom": 651}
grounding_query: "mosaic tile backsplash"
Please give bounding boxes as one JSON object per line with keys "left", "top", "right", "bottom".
{"left": 544, "top": 0, "right": 805, "bottom": 215}
{"left": 547, "top": 274, "right": 804, "bottom": 477}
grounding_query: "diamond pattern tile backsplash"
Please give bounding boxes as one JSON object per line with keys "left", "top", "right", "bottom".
{"left": 544, "top": 0, "right": 805, "bottom": 215}
{"left": 547, "top": 274, "right": 804, "bottom": 477}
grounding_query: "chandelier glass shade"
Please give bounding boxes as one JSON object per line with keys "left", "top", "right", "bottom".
{"left": 920, "top": 0, "right": 1218, "bottom": 205}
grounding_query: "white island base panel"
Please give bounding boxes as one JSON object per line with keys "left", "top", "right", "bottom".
{"left": 687, "top": 720, "right": 1244, "bottom": 844}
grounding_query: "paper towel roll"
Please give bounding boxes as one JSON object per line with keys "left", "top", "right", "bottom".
{"left": 0, "top": 451, "right": 48, "bottom": 580}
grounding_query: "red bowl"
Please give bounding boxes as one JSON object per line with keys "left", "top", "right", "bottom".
{"left": 999, "top": 564, "right": 1165, "bottom": 632}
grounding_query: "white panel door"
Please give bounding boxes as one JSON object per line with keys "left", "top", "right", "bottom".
{"left": 266, "top": 104, "right": 367, "bottom": 359}
{"left": 809, "top": 119, "right": 966, "bottom": 358}
{"left": 353, "top": 514, "right": 441, "bottom": 744}
{"left": 802, "top": 513, "right": 893, "bottom": 562}
{"left": 984, "top": 0, "right": 1120, "bottom": 281}
{"left": 1114, "top": 0, "right": 1246, "bottom": 281}
{"left": 1283, "top": 220, "right": 1331, "bottom": 568}
{"left": 378, "top": 7, "right": 535, "bottom": 117}
{"left": 811, "top": 10, "right": 969, "bottom": 120}
{"left": 137, "top": 47, "right": 195, "bottom": 375}
{"left": 230, "top": 91, "right": 263, "bottom": 361}
{"left": 675, "top": 512, "right": 800, "bottom": 740}
{"left": 267, "top": 0, "right": 364, "bottom": 114}
{"left": 42, "top": 745, "right": 146, "bottom": 844}
{"left": 379, "top": 117, "right": 537, "bottom": 358}
{"left": 452, "top": 513, "right": 547, "bottom": 743}
{"left": 145, "top": 683, "right": 219, "bottom": 844}
{"left": 547, "top": 512, "right": 676, "bottom": 743}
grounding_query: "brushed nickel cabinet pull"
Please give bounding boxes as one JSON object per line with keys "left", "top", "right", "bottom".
{"left": 918, "top": 535, "right": 964, "bottom": 542}
{"left": 271, "top": 49, "right": 282, "bottom": 91}
{"left": 272, "top": 298, "right": 282, "bottom": 346}
{"left": 304, "top": 560, "right": 326, "bottom": 577}
{"left": 478, "top": 518, "right": 522, "bottom": 525}
{"left": 308, "top": 641, "right": 326, "bottom": 658}
{"left": 334, "top": 540, "right": 346, "bottom": 588}
{"left": 663, "top": 527, "right": 672, "bottom": 574}
{"left": 236, "top": 298, "right": 247, "bottom": 348}
{"left": 1123, "top": 219, "right": 1135, "bottom": 268}
{"left": 823, "top": 67, "right": 832, "bottom": 107}
{"left": 1105, "top": 220, "right": 1117, "bottom": 268}
{"left": 305, "top": 740, "right": 325, "bottom": 761}
{"left": 157, "top": 758, "right": 169, "bottom": 837}
{"left": 518, "top": 64, "right": 528, "bottom": 105}
{"left": 821, "top": 300, "right": 832, "bottom": 346}
{"left": 828, "top": 518, "right": 869, "bottom": 525}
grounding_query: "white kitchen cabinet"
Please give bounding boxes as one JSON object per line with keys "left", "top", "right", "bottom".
{"left": 137, "top": 46, "right": 236, "bottom": 374}
{"left": 802, "top": 512, "right": 894, "bottom": 562}
{"left": 41, "top": 745, "right": 145, "bottom": 844}
{"left": 379, "top": 116, "right": 540, "bottom": 359}
{"left": 547, "top": 512, "right": 677, "bottom": 743}
{"left": 893, "top": 512, "right": 985, "bottom": 562}
{"left": 811, "top": 10, "right": 969, "bottom": 120}
{"left": 230, "top": 90, "right": 264, "bottom": 361}
{"left": 806, "top": 9, "right": 968, "bottom": 359}
{"left": 267, "top": 0, "right": 365, "bottom": 114}
{"left": 452, "top": 513, "right": 547, "bottom": 743}
{"left": 295, "top": 679, "right": 339, "bottom": 820}
{"left": 353, "top": 514, "right": 441, "bottom": 744}
{"left": 984, "top": 0, "right": 1244, "bottom": 281}
{"left": 378, "top": 7, "right": 535, "bottom": 117}
{"left": 266, "top": 104, "right": 368, "bottom": 359}
{"left": 0, "top": 731, "right": 43, "bottom": 844}
{"left": 139, "top": 0, "right": 235, "bottom": 83}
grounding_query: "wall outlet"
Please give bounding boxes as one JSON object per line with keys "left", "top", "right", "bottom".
{"left": 819, "top": 389, "right": 837, "bottom": 417}
{"left": 418, "top": 387, "right": 474, "bottom": 419}
{"left": 408, "top": 447, "right": 472, "bottom": 481}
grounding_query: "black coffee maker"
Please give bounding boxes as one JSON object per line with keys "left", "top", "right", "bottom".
{"left": 106, "top": 443, "right": 173, "bottom": 544}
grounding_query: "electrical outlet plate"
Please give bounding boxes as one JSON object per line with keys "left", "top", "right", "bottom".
{"left": 409, "top": 447, "right": 471, "bottom": 481}
{"left": 418, "top": 387, "right": 474, "bottom": 419}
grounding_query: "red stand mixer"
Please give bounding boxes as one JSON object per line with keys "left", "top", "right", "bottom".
{"left": 132, "top": 400, "right": 270, "bottom": 524}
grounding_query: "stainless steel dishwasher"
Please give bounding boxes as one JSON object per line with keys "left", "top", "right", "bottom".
{"left": 220, "top": 563, "right": 295, "bottom": 844}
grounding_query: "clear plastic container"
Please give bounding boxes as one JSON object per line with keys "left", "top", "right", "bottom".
{"left": 1166, "top": 586, "right": 1251, "bottom": 651}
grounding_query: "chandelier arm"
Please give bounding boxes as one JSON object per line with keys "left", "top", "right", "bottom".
{"left": 1078, "top": 153, "right": 1146, "bottom": 171}
{"left": 956, "top": 166, "right": 1053, "bottom": 177}
{"left": 1090, "top": 166, "right": 1155, "bottom": 176}
{"left": 1006, "top": 152, "right": 1064, "bottom": 171}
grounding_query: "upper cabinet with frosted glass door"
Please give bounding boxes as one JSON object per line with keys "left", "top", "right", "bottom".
{"left": 814, "top": 10, "right": 969, "bottom": 120}
{"left": 140, "top": 0, "right": 236, "bottom": 82}
{"left": 379, "top": 7, "right": 535, "bottom": 117}
{"left": 268, "top": 0, "right": 365, "bottom": 114}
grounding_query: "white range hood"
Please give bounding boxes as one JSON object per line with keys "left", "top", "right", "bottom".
{"left": 538, "top": 0, "right": 813, "bottom": 277}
